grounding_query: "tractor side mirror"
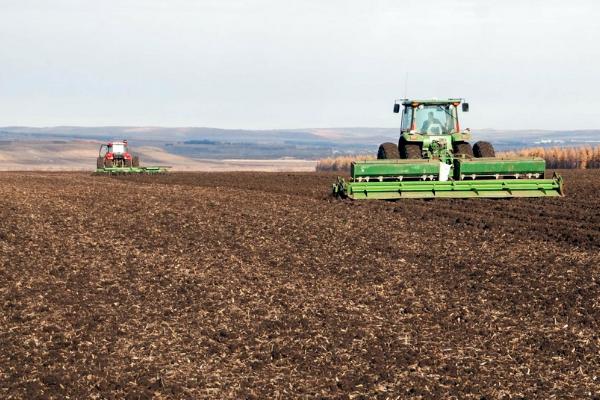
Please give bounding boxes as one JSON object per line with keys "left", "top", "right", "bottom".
{"left": 462, "top": 103, "right": 469, "bottom": 112}
{"left": 393, "top": 103, "right": 400, "bottom": 113}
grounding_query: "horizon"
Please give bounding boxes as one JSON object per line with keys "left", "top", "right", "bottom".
{"left": 2, "top": 125, "right": 600, "bottom": 133}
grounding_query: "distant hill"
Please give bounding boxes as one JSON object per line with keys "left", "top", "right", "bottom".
{"left": 3, "top": 126, "right": 598, "bottom": 148}
{"left": 1, "top": 127, "right": 599, "bottom": 167}
{"left": 306, "top": 127, "right": 600, "bottom": 150}
{"left": 0, "top": 126, "right": 373, "bottom": 161}
{"left": 0, "top": 140, "right": 315, "bottom": 172}
{"left": 0, "top": 126, "right": 330, "bottom": 145}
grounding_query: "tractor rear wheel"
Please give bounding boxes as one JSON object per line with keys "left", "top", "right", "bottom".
{"left": 473, "top": 141, "right": 496, "bottom": 158}
{"left": 453, "top": 142, "right": 474, "bottom": 158}
{"left": 377, "top": 142, "right": 400, "bottom": 159}
{"left": 399, "top": 139, "right": 422, "bottom": 159}
{"left": 125, "top": 159, "right": 132, "bottom": 167}
{"left": 97, "top": 157, "right": 104, "bottom": 169}
{"left": 132, "top": 156, "right": 140, "bottom": 167}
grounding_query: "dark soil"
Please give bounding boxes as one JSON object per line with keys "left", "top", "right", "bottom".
{"left": 1, "top": 170, "right": 599, "bottom": 398}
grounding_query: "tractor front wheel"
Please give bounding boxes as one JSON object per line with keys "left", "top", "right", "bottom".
{"left": 377, "top": 142, "right": 400, "bottom": 159}
{"left": 399, "top": 139, "right": 421, "bottom": 159}
{"left": 104, "top": 159, "right": 113, "bottom": 168}
{"left": 453, "top": 142, "right": 474, "bottom": 158}
{"left": 473, "top": 141, "right": 496, "bottom": 158}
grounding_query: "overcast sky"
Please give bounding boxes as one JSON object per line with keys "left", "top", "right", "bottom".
{"left": 1, "top": 0, "right": 599, "bottom": 130}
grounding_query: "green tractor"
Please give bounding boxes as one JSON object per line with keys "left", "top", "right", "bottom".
{"left": 333, "top": 98, "right": 563, "bottom": 199}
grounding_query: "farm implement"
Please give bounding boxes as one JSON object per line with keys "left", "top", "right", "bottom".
{"left": 95, "top": 140, "right": 170, "bottom": 174}
{"left": 333, "top": 99, "right": 564, "bottom": 199}
{"left": 94, "top": 166, "right": 170, "bottom": 174}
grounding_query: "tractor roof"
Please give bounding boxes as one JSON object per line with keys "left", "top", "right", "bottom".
{"left": 401, "top": 98, "right": 464, "bottom": 106}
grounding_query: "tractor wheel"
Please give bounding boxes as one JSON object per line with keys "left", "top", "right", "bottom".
{"left": 473, "top": 141, "right": 496, "bottom": 158}
{"left": 132, "top": 156, "right": 140, "bottom": 167}
{"left": 399, "top": 139, "right": 422, "bottom": 159}
{"left": 97, "top": 157, "right": 104, "bottom": 169}
{"left": 125, "top": 159, "right": 132, "bottom": 167}
{"left": 104, "top": 159, "right": 113, "bottom": 168}
{"left": 453, "top": 142, "right": 474, "bottom": 158}
{"left": 377, "top": 142, "right": 400, "bottom": 159}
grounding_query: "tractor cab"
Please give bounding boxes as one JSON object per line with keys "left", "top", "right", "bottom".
{"left": 109, "top": 141, "right": 127, "bottom": 155}
{"left": 99, "top": 141, "right": 129, "bottom": 158}
{"left": 98, "top": 140, "right": 136, "bottom": 168}
{"left": 394, "top": 99, "right": 468, "bottom": 135}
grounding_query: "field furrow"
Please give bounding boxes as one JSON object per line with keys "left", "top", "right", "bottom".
{"left": 1, "top": 171, "right": 599, "bottom": 398}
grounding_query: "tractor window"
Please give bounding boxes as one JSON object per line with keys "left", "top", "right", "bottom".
{"left": 414, "top": 105, "right": 456, "bottom": 134}
{"left": 111, "top": 143, "right": 125, "bottom": 154}
{"left": 401, "top": 106, "right": 413, "bottom": 132}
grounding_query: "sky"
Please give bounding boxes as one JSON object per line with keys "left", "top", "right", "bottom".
{"left": 1, "top": 0, "right": 599, "bottom": 130}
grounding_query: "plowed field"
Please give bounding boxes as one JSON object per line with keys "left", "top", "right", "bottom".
{"left": 1, "top": 170, "right": 599, "bottom": 399}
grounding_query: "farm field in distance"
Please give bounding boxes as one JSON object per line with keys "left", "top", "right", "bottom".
{"left": 0, "top": 170, "right": 599, "bottom": 398}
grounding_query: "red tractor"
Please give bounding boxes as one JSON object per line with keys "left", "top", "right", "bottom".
{"left": 96, "top": 140, "right": 140, "bottom": 169}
